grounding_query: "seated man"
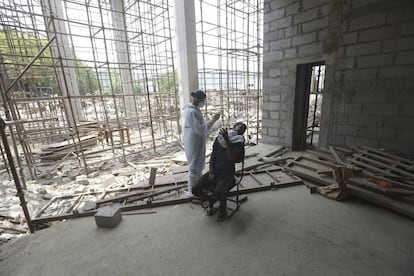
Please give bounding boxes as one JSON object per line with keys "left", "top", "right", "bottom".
{"left": 192, "top": 122, "right": 247, "bottom": 220}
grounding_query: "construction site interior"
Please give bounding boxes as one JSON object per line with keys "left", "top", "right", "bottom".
{"left": 1, "top": 0, "right": 414, "bottom": 275}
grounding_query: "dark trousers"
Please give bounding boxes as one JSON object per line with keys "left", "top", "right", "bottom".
{"left": 192, "top": 172, "right": 235, "bottom": 211}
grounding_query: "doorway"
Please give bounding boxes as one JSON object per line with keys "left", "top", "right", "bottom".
{"left": 292, "top": 62, "right": 325, "bottom": 150}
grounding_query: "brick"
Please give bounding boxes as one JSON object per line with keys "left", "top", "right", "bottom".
{"left": 384, "top": 116, "right": 414, "bottom": 129}
{"left": 298, "top": 42, "right": 322, "bottom": 57}
{"left": 270, "top": 111, "right": 280, "bottom": 119}
{"left": 302, "top": 0, "right": 329, "bottom": 10}
{"left": 269, "top": 68, "right": 281, "bottom": 77}
{"left": 336, "top": 124, "right": 359, "bottom": 136}
{"left": 261, "top": 118, "right": 273, "bottom": 127}
{"left": 263, "top": 77, "right": 281, "bottom": 89}
{"left": 348, "top": 14, "right": 386, "bottom": 31}
{"left": 270, "top": 38, "right": 291, "bottom": 50}
{"left": 395, "top": 37, "right": 414, "bottom": 51}
{"left": 347, "top": 88, "right": 388, "bottom": 102}
{"left": 286, "top": 2, "right": 299, "bottom": 16}
{"left": 333, "top": 112, "right": 348, "bottom": 125}
{"left": 319, "top": 4, "right": 330, "bottom": 17}
{"left": 264, "top": 50, "right": 283, "bottom": 62}
{"left": 351, "top": 0, "right": 387, "bottom": 9}
{"left": 395, "top": 51, "right": 414, "bottom": 65}
{"left": 265, "top": 8, "right": 286, "bottom": 23}
{"left": 383, "top": 37, "right": 414, "bottom": 53}
{"left": 263, "top": 23, "right": 270, "bottom": 34}
{"left": 336, "top": 57, "right": 354, "bottom": 70}
{"left": 363, "top": 103, "right": 399, "bottom": 114}
{"left": 302, "top": 18, "right": 329, "bottom": 33}
{"left": 359, "top": 26, "right": 396, "bottom": 42}
{"left": 265, "top": 29, "right": 286, "bottom": 43}
{"left": 263, "top": 42, "right": 270, "bottom": 52}
{"left": 286, "top": 26, "right": 299, "bottom": 37}
{"left": 343, "top": 68, "right": 377, "bottom": 81}
{"left": 270, "top": 16, "right": 292, "bottom": 31}
{"left": 95, "top": 206, "right": 122, "bottom": 228}
{"left": 387, "top": 7, "right": 414, "bottom": 24}
{"left": 339, "top": 32, "right": 358, "bottom": 45}
{"left": 344, "top": 103, "right": 362, "bottom": 113}
{"left": 401, "top": 21, "right": 414, "bottom": 36}
{"left": 397, "top": 129, "right": 414, "bottom": 143}
{"left": 345, "top": 42, "right": 381, "bottom": 56}
{"left": 359, "top": 127, "right": 396, "bottom": 140}
{"left": 348, "top": 113, "right": 383, "bottom": 127}
{"left": 270, "top": 0, "right": 296, "bottom": 11}
{"left": 293, "top": 8, "right": 318, "bottom": 24}
{"left": 268, "top": 127, "right": 280, "bottom": 137}
{"left": 269, "top": 94, "right": 282, "bottom": 103}
{"left": 292, "top": 32, "right": 317, "bottom": 46}
{"left": 336, "top": 46, "right": 346, "bottom": 57}
{"left": 379, "top": 66, "right": 414, "bottom": 78}
{"left": 284, "top": 48, "right": 297, "bottom": 58}
{"left": 356, "top": 54, "right": 393, "bottom": 68}
{"left": 329, "top": 135, "right": 346, "bottom": 145}
{"left": 264, "top": 2, "right": 271, "bottom": 13}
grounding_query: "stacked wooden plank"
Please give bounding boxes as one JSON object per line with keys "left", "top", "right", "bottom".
{"left": 39, "top": 134, "right": 98, "bottom": 161}
{"left": 284, "top": 146, "right": 414, "bottom": 219}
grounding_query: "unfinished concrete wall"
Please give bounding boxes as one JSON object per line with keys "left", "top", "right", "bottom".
{"left": 262, "top": 0, "right": 330, "bottom": 146}
{"left": 263, "top": 0, "right": 414, "bottom": 155}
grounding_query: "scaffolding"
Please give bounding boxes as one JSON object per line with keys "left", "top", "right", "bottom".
{"left": 196, "top": 0, "right": 263, "bottom": 143}
{"left": 0, "top": 0, "right": 263, "bottom": 187}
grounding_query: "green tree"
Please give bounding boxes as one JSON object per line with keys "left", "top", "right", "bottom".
{"left": 157, "top": 71, "right": 177, "bottom": 93}
{"left": 72, "top": 51, "right": 99, "bottom": 95}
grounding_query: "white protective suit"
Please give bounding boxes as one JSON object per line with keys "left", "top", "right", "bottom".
{"left": 183, "top": 103, "right": 215, "bottom": 193}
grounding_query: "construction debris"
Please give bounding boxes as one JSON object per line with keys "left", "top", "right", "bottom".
{"left": 95, "top": 206, "right": 122, "bottom": 228}
{"left": 284, "top": 146, "right": 414, "bottom": 219}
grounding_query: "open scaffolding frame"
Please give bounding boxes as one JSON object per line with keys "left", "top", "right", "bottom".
{"left": 196, "top": 0, "right": 263, "bottom": 143}
{"left": 0, "top": 0, "right": 263, "bottom": 188}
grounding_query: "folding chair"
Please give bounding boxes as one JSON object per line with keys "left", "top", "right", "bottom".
{"left": 201, "top": 144, "right": 245, "bottom": 220}
{"left": 226, "top": 157, "right": 245, "bottom": 219}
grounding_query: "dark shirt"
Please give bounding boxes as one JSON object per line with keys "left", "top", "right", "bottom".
{"left": 212, "top": 137, "right": 243, "bottom": 177}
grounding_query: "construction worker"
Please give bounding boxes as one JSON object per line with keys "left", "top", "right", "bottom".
{"left": 183, "top": 90, "right": 220, "bottom": 197}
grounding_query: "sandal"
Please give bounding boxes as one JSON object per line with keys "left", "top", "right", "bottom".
{"left": 216, "top": 210, "right": 227, "bottom": 221}
{"left": 206, "top": 207, "right": 218, "bottom": 216}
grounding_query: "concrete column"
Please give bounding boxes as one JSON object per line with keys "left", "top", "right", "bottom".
{"left": 175, "top": 0, "right": 199, "bottom": 134}
{"left": 42, "top": 0, "right": 84, "bottom": 126}
{"left": 111, "top": 0, "right": 136, "bottom": 118}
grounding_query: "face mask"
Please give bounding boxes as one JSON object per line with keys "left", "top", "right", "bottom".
{"left": 198, "top": 101, "right": 205, "bottom": 108}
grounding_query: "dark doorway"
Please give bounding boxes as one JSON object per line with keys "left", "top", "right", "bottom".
{"left": 292, "top": 62, "right": 325, "bottom": 150}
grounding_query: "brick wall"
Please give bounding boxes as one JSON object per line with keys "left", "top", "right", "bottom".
{"left": 263, "top": 0, "right": 414, "bottom": 156}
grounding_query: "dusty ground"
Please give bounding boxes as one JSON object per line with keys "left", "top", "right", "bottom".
{"left": 0, "top": 185, "right": 413, "bottom": 276}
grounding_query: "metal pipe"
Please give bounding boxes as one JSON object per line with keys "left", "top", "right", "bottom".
{"left": 0, "top": 117, "right": 34, "bottom": 233}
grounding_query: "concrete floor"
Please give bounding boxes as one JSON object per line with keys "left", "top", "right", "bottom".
{"left": 1, "top": 185, "right": 413, "bottom": 276}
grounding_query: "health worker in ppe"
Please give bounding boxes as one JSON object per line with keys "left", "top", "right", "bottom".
{"left": 183, "top": 90, "right": 220, "bottom": 197}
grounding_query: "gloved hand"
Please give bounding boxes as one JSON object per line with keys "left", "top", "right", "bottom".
{"left": 212, "top": 113, "right": 220, "bottom": 123}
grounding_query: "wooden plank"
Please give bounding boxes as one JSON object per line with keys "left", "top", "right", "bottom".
{"left": 347, "top": 185, "right": 414, "bottom": 219}
{"left": 362, "top": 146, "right": 414, "bottom": 167}
{"left": 350, "top": 177, "right": 414, "bottom": 196}
{"left": 357, "top": 150, "right": 414, "bottom": 172}
{"left": 284, "top": 165, "right": 333, "bottom": 186}
{"left": 329, "top": 146, "right": 344, "bottom": 165}
{"left": 349, "top": 158, "right": 400, "bottom": 177}
{"left": 352, "top": 154, "right": 414, "bottom": 178}
{"left": 305, "top": 150, "right": 336, "bottom": 163}
{"left": 301, "top": 155, "right": 340, "bottom": 169}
